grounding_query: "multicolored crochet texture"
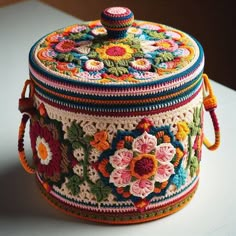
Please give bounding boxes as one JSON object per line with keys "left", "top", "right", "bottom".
{"left": 18, "top": 7, "right": 220, "bottom": 224}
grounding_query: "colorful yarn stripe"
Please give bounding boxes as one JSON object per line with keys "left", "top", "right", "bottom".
{"left": 34, "top": 84, "right": 203, "bottom": 117}
{"left": 31, "top": 73, "right": 202, "bottom": 108}
{"left": 36, "top": 173, "right": 199, "bottom": 224}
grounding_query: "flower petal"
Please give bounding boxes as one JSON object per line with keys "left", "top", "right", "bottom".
{"left": 74, "top": 46, "right": 90, "bottom": 54}
{"left": 132, "top": 131, "right": 157, "bottom": 154}
{"left": 130, "top": 179, "right": 154, "bottom": 198}
{"left": 109, "top": 169, "right": 131, "bottom": 187}
{"left": 109, "top": 149, "right": 133, "bottom": 169}
{"left": 156, "top": 143, "right": 176, "bottom": 163}
{"left": 155, "top": 163, "right": 175, "bottom": 182}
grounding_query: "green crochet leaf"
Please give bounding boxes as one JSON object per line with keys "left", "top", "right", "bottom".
{"left": 67, "top": 121, "right": 84, "bottom": 143}
{"left": 117, "top": 60, "right": 129, "bottom": 67}
{"left": 133, "top": 52, "right": 145, "bottom": 58}
{"left": 68, "top": 33, "right": 83, "bottom": 41}
{"left": 66, "top": 175, "right": 82, "bottom": 195}
{"left": 103, "top": 59, "right": 115, "bottom": 68}
{"left": 91, "top": 42, "right": 101, "bottom": 49}
{"left": 83, "top": 135, "right": 94, "bottom": 144}
{"left": 190, "top": 156, "right": 199, "bottom": 177}
{"left": 42, "top": 60, "right": 56, "bottom": 67}
{"left": 193, "top": 106, "right": 202, "bottom": 128}
{"left": 56, "top": 53, "right": 81, "bottom": 65}
{"left": 107, "top": 67, "right": 128, "bottom": 76}
{"left": 87, "top": 51, "right": 98, "bottom": 59}
{"left": 147, "top": 31, "right": 165, "bottom": 39}
{"left": 155, "top": 52, "right": 174, "bottom": 64}
{"left": 90, "top": 180, "right": 112, "bottom": 202}
{"left": 188, "top": 106, "right": 203, "bottom": 136}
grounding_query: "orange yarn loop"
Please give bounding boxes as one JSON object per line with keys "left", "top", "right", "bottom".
{"left": 202, "top": 74, "right": 220, "bottom": 151}
{"left": 203, "top": 74, "right": 217, "bottom": 111}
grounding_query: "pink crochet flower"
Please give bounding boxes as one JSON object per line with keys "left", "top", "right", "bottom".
{"left": 130, "top": 59, "right": 152, "bottom": 71}
{"left": 85, "top": 59, "right": 104, "bottom": 71}
{"left": 153, "top": 39, "right": 178, "bottom": 52}
{"left": 109, "top": 132, "right": 175, "bottom": 198}
{"left": 55, "top": 40, "right": 76, "bottom": 53}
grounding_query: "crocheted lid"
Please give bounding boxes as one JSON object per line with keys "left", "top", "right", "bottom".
{"left": 29, "top": 7, "right": 204, "bottom": 115}
{"left": 29, "top": 6, "right": 203, "bottom": 85}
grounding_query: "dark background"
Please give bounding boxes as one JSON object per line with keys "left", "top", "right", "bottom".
{"left": 1, "top": 0, "right": 234, "bottom": 89}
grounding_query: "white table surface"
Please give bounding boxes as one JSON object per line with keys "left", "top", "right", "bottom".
{"left": 0, "top": 1, "right": 235, "bottom": 235}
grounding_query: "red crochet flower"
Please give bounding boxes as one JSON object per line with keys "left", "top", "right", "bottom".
{"left": 30, "top": 117, "right": 70, "bottom": 182}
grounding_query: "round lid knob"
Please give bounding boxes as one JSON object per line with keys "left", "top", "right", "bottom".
{"left": 101, "top": 7, "right": 134, "bottom": 39}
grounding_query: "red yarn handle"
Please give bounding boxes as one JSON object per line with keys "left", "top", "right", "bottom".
{"left": 18, "top": 114, "right": 35, "bottom": 174}
{"left": 18, "top": 80, "right": 35, "bottom": 174}
{"left": 202, "top": 74, "right": 220, "bottom": 151}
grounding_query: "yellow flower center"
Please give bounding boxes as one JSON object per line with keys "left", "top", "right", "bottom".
{"left": 91, "top": 61, "right": 100, "bottom": 66}
{"left": 136, "top": 59, "right": 147, "bottom": 66}
{"left": 158, "top": 42, "right": 171, "bottom": 48}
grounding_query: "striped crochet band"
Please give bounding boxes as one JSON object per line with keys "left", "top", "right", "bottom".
{"left": 33, "top": 80, "right": 203, "bottom": 116}
{"left": 36, "top": 172, "right": 199, "bottom": 224}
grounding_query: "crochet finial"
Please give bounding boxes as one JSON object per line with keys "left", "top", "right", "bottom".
{"left": 101, "top": 7, "right": 134, "bottom": 39}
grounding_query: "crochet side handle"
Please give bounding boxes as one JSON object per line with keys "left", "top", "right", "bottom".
{"left": 18, "top": 80, "right": 35, "bottom": 174}
{"left": 202, "top": 74, "right": 220, "bottom": 151}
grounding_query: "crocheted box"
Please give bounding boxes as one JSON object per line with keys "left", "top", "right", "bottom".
{"left": 18, "top": 7, "right": 220, "bottom": 224}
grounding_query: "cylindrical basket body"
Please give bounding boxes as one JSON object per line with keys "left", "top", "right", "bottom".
{"left": 18, "top": 7, "right": 220, "bottom": 224}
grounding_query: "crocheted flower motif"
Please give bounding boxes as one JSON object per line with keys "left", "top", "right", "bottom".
{"left": 56, "top": 62, "right": 78, "bottom": 75}
{"left": 90, "top": 131, "right": 110, "bottom": 151}
{"left": 30, "top": 116, "right": 70, "bottom": 183}
{"left": 153, "top": 39, "right": 178, "bottom": 52}
{"left": 96, "top": 43, "right": 134, "bottom": 61}
{"left": 97, "top": 118, "right": 184, "bottom": 204}
{"left": 65, "top": 25, "right": 87, "bottom": 33}
{"left": 130, "top": 59, "right": 151, "bottom": 71}
{"left": 91, "top": 27, "right": 107, "bottom": 35}
{"left": 46, "top": 32, "right": 65, "bottom": 43}
{"left": 109, "top": 133, "right": 175, "bottom": 198}
{"left": 165, "top": 30, "right": 182, "bottom": 40}
{"left": 55, "top": 39, "right": 76, "bottom": 53}
{"left": 176, "top": 121, "right": 190, "bottom": 140}
{"left": 128, "top": 27, "right": 142, "bottom": 35}
{"left": 37, "top": 48, "right": 57, "bottom": 61}
{"left": 85, "top": 59, "right": 104, "bottom": 71}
